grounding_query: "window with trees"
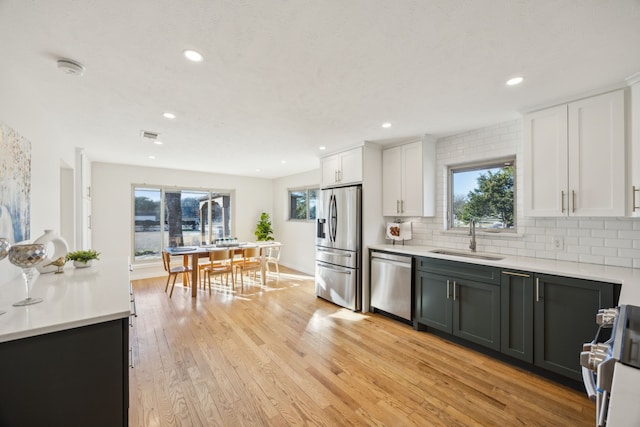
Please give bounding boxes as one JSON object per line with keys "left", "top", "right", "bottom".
{"left": 133, "top": 186, "right": 233, "bottom": 262}
{"left": 449, "top": 158, "right": 515, "bottom": 231}
{"left": 289, "top": 187, "right": 318, "bottom": 221}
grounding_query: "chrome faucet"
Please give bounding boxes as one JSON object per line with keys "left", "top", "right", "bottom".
{"left": 469, "top": 219, "right": 477, "bottom": 252}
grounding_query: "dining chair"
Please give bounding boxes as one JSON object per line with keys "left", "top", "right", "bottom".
{"left": 265, "top": 246, "right": 281, "bottom": 277}
{"left": 198, "top": 256, "right": 213, "bottom": 288}
{"left": 162, "top": 251, "right": 192, "bottom": 298}
{"left": 202, "top": 249, "right": 234, "bottom": 293}
{"left": 234, "top": 246, "right": 262, "bottom": 289}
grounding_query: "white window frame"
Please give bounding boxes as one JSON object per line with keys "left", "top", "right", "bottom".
{"left": 288, "top": 187, "right": 318, "bottom": 221}
{"left": 131, "top": 184, "right": 234, "bottom": 264}
{"left": 447, "top": 157, "right": 516, "bottom": 232}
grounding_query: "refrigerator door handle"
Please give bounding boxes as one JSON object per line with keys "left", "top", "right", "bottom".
{"left": 326, "top": 194, "right": 332, "bottom": 242}
{"left": 329, "top": 194, "right": 338, "bottom": 242}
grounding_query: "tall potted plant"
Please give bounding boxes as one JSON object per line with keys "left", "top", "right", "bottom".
{"left": 254, "top": 212, "right": 274, "bottom": 241}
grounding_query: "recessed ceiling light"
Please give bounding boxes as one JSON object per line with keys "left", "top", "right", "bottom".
{"left": 281, "top": 160, "right": 287, "bottom": 164}
{"left": 382, "top": 122, "right": 392, "bottom": 128}
{"left": 319, "top": 146, "right": 326, "bottom": 150}
{"left": 183, "top": 49, "right": 203, "bottom": 62}
{"left": 256, "top": 168, "right": 261, "bottom": 172}
{"left": 154, "top": 140, "right": 163, "bottom": 145}
{"left": 506, "top": 76, "right": 524, "bottom": 86}
{"left": 148, "top": 155, "right": 156, "bottom": 160}
{"left": 163, "top": 112, "right": 176, "bottom": 119}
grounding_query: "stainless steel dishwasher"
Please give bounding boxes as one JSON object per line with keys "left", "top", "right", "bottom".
{"left": 370, "top": 251, "right": 412, "bottom": 322}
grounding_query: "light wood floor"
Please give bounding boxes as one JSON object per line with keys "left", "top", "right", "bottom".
{"left": 129, "top": 267, "right": 595, "bottom": 426}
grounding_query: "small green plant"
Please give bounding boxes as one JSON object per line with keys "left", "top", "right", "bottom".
{"left": 66, "top": 249, "right": 101, "bottom": 264}
{"left": 254, "top": 212, "right": 274, "bottom": 241}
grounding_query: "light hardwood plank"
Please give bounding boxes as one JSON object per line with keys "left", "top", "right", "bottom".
{"left": 129, "top": 267, "right": 594, "bottom": 426}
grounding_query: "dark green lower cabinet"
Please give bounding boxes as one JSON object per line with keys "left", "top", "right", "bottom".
{"left": 415, "top": 271, "right": 452, "bottom": 333}
{"left": 453, "top": 278, "right": 501, "bottom": 351}
{"left": 0, "top": 318, "right": 129, "bottom": 426}
{"left": 533, "top": 273, "right": 616, "bottom": 381}
{"left": 414, "top": 256, "right": 621, "bottom": 384}
{"left": 415, "top": 269, "right": 500, "bottom": 351}
{"left": 500, "top": 270, "right": 534, "bottom": 363}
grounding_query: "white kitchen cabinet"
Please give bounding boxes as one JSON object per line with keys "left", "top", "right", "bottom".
{"left": 524, "top": 89, "right": 625, "bottom": 217}
{"left": 382, "top": 138, "right": 435, "bottom": 217}
{"left": 629, "top": 74, "right": 640, "bottom": 217}
{"left": 321, "top": 146, "right": 363, "bottom": 188}
{"left": 382, "top": 141, "right": 422, "bottom": 216}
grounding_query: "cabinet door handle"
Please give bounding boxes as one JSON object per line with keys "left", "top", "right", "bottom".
{"left": 561, "top": 191, "right": 565, "bottom": 213}
{"left": 502, "top": 271, "right": 530, "bottom": 278}
{"left": 536, "top": 278, "right": 540, "bottom": 302}
{"left": 401, "top": 200, "right": 404, "bottom": 213}
{"left": 633, "top": 186, "right": 639, "bottom": 212}
{"left": 338, "top": 170, "right": 342, "bottom": 182}
{"left": 446, "top": 280, "right": 450, "bottom": 299}
{"left": 572, "top": 190, "right": 576, "bottom": 213}
{"left": 397, "top": 200, "right": 400, "bottom": 214}
{"left": 453, "top": 281, "right": 457, "bottom": 301}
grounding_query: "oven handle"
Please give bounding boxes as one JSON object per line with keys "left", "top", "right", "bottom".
{"left": 581, "top": 366, "right": 597, "bottom": 401}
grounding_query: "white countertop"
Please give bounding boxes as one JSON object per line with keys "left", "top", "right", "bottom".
{"left": 0, "top": 258, "right": 131, "bottom": 343}
{"left": 369, "top": 244, "right": 640, "bottom": 306}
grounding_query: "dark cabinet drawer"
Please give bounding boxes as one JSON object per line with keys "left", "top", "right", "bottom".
{"left": 415, "top": 257, "right": 500, "bottom": 285}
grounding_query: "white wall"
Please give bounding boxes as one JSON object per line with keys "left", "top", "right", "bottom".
{"left": 405, "top": 119, "right": 640, "bottom": 269}
{"left": 272, "top": 169, "right": 320, "bottom": 275}
{"left": 0, "top": 76, "right": 77, "bottom": 284}
{"left": 91, "top": 162, "right": 281, "bottom": 275}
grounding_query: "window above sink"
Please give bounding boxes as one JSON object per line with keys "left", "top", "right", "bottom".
{"left": 448, "top": 157, "right": 516, "bottom": 233}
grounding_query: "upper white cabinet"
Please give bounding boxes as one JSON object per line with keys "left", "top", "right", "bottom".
{"left": 524, "top": 90, "right": 625, "bottom": 217}
{"left": 629, "top": 75, "right": 640, "bottom": 217}
{"left": 382, "top": 137, "right": 435, "bottom": 217}
{"left": 321, "top": 146, "right": 363, "bottom": 188}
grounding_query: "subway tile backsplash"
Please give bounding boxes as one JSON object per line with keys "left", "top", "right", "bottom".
{"left": 400, "top": 119, "right": 640, "bottom": 269}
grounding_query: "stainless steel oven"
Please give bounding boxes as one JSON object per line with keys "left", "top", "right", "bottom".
{"left": 581, "top": 304, "right": 640, "bottom": 426}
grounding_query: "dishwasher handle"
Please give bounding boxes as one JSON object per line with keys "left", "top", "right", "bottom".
{"left": 371, "top": 258, "right": 411, "bottom": 269}
{"left": 371, "top": 252, "right": 412, "bottom": 265}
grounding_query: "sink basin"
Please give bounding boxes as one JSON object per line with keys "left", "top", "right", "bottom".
{"left": 430, "top": 249, "right": 504, "bottom": 261}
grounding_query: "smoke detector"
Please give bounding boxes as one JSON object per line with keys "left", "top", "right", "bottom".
{"left": 57, "top": 59, "right": 85, "bottom": 76}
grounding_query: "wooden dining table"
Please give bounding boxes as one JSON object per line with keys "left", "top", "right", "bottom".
{"left": 164, "top": 242, "right": 282, "bottom": 297}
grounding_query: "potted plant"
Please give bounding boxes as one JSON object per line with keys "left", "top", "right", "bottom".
{"left": 254, "top": 212, "right": 274, "bottom": 241}
{"left": 66, "top": 249, "right": 101, "bottom": 268}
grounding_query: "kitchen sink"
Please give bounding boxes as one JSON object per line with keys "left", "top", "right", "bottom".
{"left": 430, "top": 249, "right": 504, "bottom": 261}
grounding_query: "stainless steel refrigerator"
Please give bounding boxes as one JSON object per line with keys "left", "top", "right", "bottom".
{"left": 315, "top": 185, "right": 362, "bottom": 311}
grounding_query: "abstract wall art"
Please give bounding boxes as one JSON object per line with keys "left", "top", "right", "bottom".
{"left": 0, "top": 122, "right": 31, "bottom": 243}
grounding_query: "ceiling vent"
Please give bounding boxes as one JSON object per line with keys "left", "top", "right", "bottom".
{"left": 57, "top": 59, "right": 85, "bottom": 76}
{"left": 140, "top": 130, "right": 159, "bottom": 140}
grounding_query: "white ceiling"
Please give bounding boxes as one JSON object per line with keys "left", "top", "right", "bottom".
{"left": 1, "top": 0, "right": 639, "bottom": 179}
